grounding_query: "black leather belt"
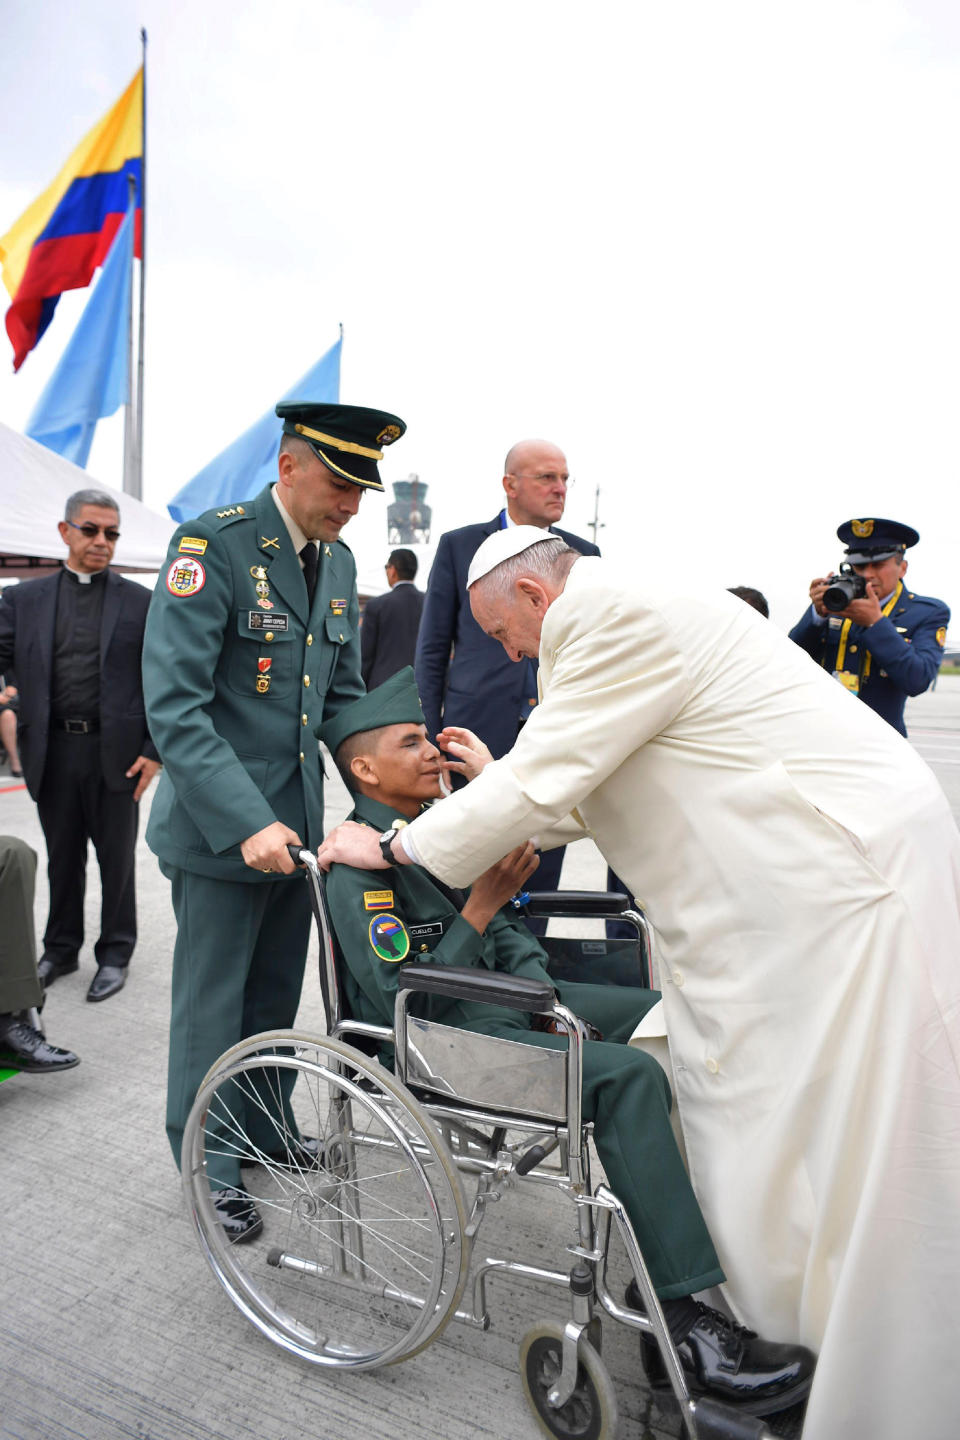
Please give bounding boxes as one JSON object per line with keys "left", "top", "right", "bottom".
{"left": 52, "top": 718, "right": 100, "bottom": 734}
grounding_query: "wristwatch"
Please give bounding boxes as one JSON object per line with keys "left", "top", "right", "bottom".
{"left": 379, "top": 829, "right": 398, "bottom": 866}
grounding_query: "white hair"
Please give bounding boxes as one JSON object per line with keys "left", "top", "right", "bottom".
{"left": 474, "top": 537, "right": 577, "bottom": 600}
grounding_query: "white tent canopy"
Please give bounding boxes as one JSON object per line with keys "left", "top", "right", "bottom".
{"left": 0, "top": 421, "right": 175, "bottom": 577}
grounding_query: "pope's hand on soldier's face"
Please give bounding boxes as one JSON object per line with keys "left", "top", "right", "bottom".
{"left": 437, "top": 725, "right": 494, "bottom": 784}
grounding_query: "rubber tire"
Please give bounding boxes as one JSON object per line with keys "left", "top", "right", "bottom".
{"left": 184, "top": 1029, "right": 469, "bottom": 1369}
{"left": 520, "top": 1322, "right": 618, "bottom": 1440}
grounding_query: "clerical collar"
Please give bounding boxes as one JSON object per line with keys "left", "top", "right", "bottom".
{"left": 63, "top": 565, "right": 106, "bottom": 586}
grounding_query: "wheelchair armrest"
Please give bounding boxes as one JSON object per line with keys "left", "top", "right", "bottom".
{"left": 523, "top": 890, "right": 631, "bottom": 919}
{"left": 397, "top": 964, "right": 557, "bottom": 1014}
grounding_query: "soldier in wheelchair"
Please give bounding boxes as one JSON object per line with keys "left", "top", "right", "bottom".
{"left": 182, "top": 672, "right": 814, "bottom": 1438}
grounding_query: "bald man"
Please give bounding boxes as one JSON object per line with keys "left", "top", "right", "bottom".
{"left": 414, "top": 440, "right": 598, "bottom": 925}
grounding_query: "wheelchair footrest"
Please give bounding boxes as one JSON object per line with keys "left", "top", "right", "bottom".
{"left": 688, "top": 1396, "right": 773, "bottom": 1440}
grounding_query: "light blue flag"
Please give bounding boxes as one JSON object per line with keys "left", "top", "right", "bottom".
{"left": 25, "top": 203, "right": 134, "bottom": 468}
{"left": 167, "top": 336, "right": 342, "bottom": 522}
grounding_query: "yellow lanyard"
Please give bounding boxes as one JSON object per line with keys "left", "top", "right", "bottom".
{"left": 834, "top": 581, "right": 902, "bottom": 676}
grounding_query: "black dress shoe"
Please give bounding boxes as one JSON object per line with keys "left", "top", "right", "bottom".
{"left": 86, "top": 966, "right": 126, "bottom": 1002}
{"left": 37, "top": 955, "right": 79, "bottom": 987}
{"left": 211, "top": 1187, "right": 263, "bottom": 1243}
{"left": 0, "top": 1015, "right": 80, "bottom": 1073}
{"left": 240, "top": 1135, "right": 322, "bottom": 1170}
{"left": 626, "top": 1281, "right": 815, "bottom": 1417}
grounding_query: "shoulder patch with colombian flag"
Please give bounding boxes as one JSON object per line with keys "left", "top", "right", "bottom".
{"left": 364, "top": 890, "right": 394, "bottom": 910}
{"left": 179, "top": 536, "right": 208, "bottom": 555}
{"left": 369, "top": 914, "right": 409, "bottom": 963}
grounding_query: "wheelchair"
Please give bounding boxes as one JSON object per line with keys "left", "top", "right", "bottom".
{"left": 182, "top": 850, "right": 785, "bottom": 1440}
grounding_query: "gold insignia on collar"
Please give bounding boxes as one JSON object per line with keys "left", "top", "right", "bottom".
{"left": 851, "top": 519, "right": 875, "bottom": 538}
{"left": 250, "top": 565, "right": 268, "bottom": 579}
{"left": 323, "top": 544, "right": 332, "bottom": 558}
{"left": 261, "top": 536, "right": 281, "bottom": 550}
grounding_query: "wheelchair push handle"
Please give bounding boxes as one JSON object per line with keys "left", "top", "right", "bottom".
{"left": 287, "top": 843, "right": 313, "bottom": 867}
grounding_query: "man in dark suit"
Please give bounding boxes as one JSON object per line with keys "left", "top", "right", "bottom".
{"left": 0, "top": 489, "right": 160, "bottom": 1002}
{"left": 415, "top": 439, "right": 598, "bottom": 925}
{"left": 361, "top": 548, "right": 424, "bottom": 688}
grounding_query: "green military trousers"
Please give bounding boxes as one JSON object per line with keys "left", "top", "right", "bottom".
{"left": 0, "top": 838, "right": 41, "bottom": 1014}
{"left": 490, "top": 979, "right": 724, "bottom": 1299}
{"left": 163, "top": 865, "right": 312, "bottom": 1189}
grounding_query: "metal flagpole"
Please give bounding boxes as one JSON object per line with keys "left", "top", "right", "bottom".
{"left": 122, "top": 172, "right": 137, "bottom": 493}
{"left": 131, "top": 26, "right": 147, "bottom": 499}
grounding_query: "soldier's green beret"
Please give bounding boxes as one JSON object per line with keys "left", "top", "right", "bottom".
{"left": 275, "top": 402, "right": 406, "bottom": 492}
{"left": 318, "top": 667, "right": 426, "bottom": 754}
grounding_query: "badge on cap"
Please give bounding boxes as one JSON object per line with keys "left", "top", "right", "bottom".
{"left": 166, "top": 557, "right": 206, "bottom": 597}
{"left": 377, "top": 424, "right": 402, "bottom": 445}
{"left": 179, "top": 536, "right": 208, "bottom": 555}
{"left": 851, "top": 519, "right": 875, "bottom": 538}
{"left": 937, "top": 627, "right": 947, "bottom": 647}
{"left": 369, "top": 914, "right": 409, "bottom": 962}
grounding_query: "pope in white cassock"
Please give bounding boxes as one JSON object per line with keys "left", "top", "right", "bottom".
{"left": 317, "top": 525, "right": 960, "bottom": 1440}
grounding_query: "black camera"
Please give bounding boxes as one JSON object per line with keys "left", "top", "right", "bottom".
{"left": 822, "top": 565, "right": 868, "bottom": 613}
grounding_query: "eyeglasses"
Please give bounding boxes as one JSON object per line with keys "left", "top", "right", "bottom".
{"left": 507, "top": 471, "right": 573, "bottom": 489}
{"left": 66, "top": 520, "right": 121, "bottom": 542}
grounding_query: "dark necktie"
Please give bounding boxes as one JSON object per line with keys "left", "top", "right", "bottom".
{"left": 300, "top": 542, "right": 318, "bottom": 608}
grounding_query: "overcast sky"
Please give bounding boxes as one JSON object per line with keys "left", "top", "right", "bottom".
{"left": 1, "top": 0, "right": 958, "bottom": 630}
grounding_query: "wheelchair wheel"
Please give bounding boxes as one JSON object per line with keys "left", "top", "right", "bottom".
{"left": 520, "top": 1322, "right": 618, "bottom": 1440}
{"left": 183, "top": 1030, "right": 469, "bottom": 1369}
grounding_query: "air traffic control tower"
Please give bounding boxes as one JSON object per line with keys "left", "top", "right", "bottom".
{"left": 387, "top": 475, "right": 431, "bottom": 546}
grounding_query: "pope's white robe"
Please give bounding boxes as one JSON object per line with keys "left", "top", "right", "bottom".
{"left": 408, "top": 556, "right": 960, "bottom": 1440}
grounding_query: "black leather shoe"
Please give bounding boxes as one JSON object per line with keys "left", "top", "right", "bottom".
{"left": 240, "top": 1135, "right": 322, "bottom": 1170}
{"left": 86, "top": 966, "right": 126, "bottom": 1002}
{"left": 211, "top": 1187, "right": 263, "bottom": 1243}
{"left": 626, "top": 1281, "right": 815, "bottom": 1417}
{"left": 37, "top": 955, "right": 79, "bottom": 987}
{"left": 0, "top": 1015, "right": 80, "bottom": 1073}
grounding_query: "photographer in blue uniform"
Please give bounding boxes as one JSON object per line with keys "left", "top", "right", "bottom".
{"left": 788, "top": 517, "right": 949, "bottom": 736}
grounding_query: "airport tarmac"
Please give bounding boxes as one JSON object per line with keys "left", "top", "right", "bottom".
{"left": 2, "top": 679, "right": 958, "bottom": 1440}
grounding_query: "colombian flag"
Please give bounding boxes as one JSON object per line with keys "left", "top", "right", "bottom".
{"left": 0, "top": 69, "right": 143, "bottom": 371}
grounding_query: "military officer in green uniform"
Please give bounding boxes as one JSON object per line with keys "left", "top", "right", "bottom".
{"left": 318, "top": 670, "right": 815, "bottom": 1416}
{"left": 143, "top": 401, "right": 405, "bottom": 1242}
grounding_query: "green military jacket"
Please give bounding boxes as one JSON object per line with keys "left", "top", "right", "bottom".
{"left": 326, "top": 793, "right": 565, "bottom": 1037}
{"left": 143, "top": 484, "right": 363, "bottom": 880}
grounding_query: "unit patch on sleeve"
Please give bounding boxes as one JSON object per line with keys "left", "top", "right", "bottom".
{"left": 178, "top": 536, "right": 208, "bottom": 555}
{"left": 364, "top": 890, "right": 395, "bottom": 910}
{"left": 369, "top": 914, "right": 410, "bottom": 962}
{"left": 166, "top": 557, "right": 206, "bottom": 597}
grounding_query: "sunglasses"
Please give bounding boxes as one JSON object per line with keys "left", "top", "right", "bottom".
{"left": 66, "top": 520, "right": 121, "bottom": 542}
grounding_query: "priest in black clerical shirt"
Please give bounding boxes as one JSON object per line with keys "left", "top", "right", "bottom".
{"left": 0, "top": 489, "right": 160, "bottom": 1003}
